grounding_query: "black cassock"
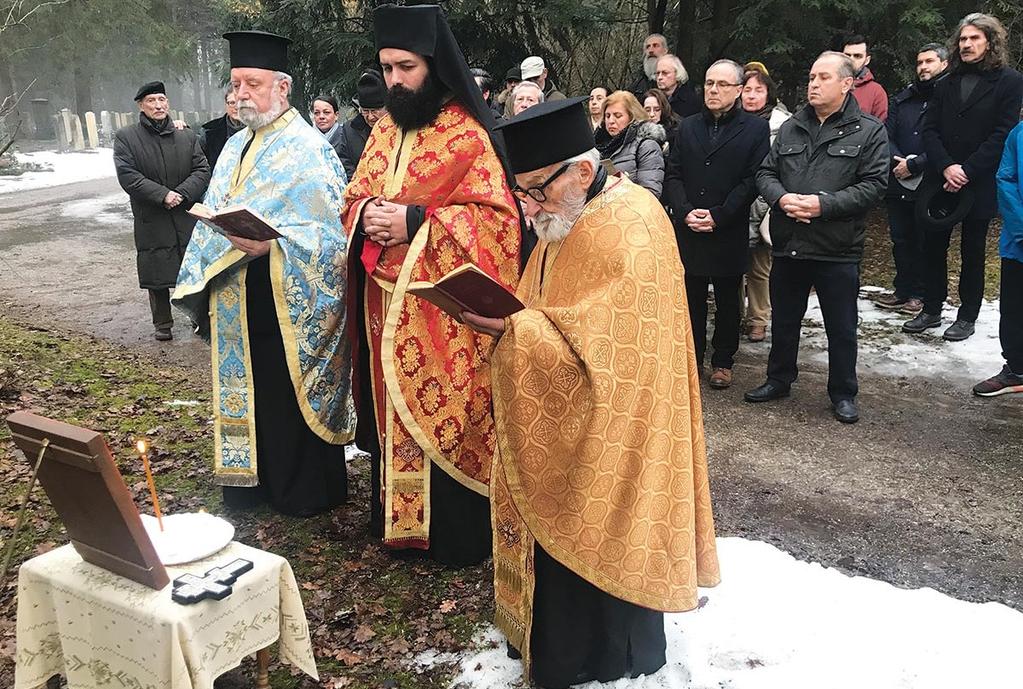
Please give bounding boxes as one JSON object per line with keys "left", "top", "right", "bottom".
{"left": 528, "top": 545, "right": 667, "bottom": 688}
{"left": 222, "top": 254, "right": 347, "bottom": 517}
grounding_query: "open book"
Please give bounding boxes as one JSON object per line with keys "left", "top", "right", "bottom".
{"left": 188, "top": 202, "right": 282, "bottom": 241}
{"left": 408, "top": 263, "right": 525, "bottom": 321}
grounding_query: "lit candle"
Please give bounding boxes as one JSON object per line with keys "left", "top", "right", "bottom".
{"left": 136, "top": 440, "right": 164, "bottom": 531}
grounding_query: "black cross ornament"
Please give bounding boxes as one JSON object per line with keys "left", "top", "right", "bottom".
{"left": 171, "top": 558, "right": 254, "bottom": 604}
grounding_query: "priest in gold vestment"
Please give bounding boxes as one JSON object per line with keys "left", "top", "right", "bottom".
{"left": 340, "top": 4, "right": 523, "bottom": 565}
{"left": 465, "top": 99, "right": 720, "bottom": 687}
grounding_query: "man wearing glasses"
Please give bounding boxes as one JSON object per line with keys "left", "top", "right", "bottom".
{"left": 746, "top": 52, "right": 888, "bottom": 424}
{"left": 337, "top": 69, "right": 387, "bottom": 179}
{"left": 664, "top": 59, "right": 770, "bottom": 390}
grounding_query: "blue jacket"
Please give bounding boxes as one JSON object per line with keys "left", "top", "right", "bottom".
{"left": 885, "top": 73, "right": 946, "bottom": 200}
{"left": 996, "top": 121, "right": 1023, "bottom": 262}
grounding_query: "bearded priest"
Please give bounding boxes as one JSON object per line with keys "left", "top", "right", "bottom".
{"left": 341, "top": 4, "right": 524, "bottom": 566}
{"left": 173, "top": 30, "right": 355, "bottom": 517}
{"left": 463, "top": 98, "right": 721, "bottom": 687}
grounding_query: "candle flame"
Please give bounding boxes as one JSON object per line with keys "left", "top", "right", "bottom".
{"left": 136, "top": 440, "right": 147, "bottom": 454}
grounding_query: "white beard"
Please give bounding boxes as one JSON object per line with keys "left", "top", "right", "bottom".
{"left": 531, "top": 185, "right": 587, "bottom": 243}
{"left": 237, "top": 96, "right": 287, "bottom": 130}
{"left": 643, "top": 55, "right": 659, "bottom": 80}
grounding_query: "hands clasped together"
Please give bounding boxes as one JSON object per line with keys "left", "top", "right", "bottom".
{"left": 363, "top": 196, "right": 409, "bottom": 248}
{"left": 778, "top": 193, "right": 823, "bottom": 223}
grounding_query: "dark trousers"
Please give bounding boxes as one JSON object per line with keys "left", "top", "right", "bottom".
{"left": 886, "top": 199, "right": 926, "bottom": 299}
{"left": 685, "top": 273, "right": 743, "bottom": 369}
{"left": 767, "top": 257, "right": 859, "bottom": 402}
{"left": 922, "top": 217, "right": 990, "bottom": 322}
{"left": 1002, "top": 258, "right": 1023, "bottom": 374}
{"left": 148, "top": 288, "right": 173, "bottom": 329}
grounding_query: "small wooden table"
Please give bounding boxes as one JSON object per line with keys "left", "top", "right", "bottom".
{"left": 14, "top": 541, "right": 318, "bottom": 689}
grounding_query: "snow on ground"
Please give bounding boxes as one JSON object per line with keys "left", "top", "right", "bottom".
{"left": 61, "top": 193, "right": 130, "bottom": 224}
{"left": 0, "top": 148, "right": 115, "bottom": 193}
{"left": 444, "top": 538, "right": 1023, "bottom": 689}
{"left": 739, "top": 289, "right": 1004, "bottom": 384}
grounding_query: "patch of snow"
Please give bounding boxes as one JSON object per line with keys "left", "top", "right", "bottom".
{"left": 164, "top": 399, "right": 201, "bottom": 407}
{"left": 345, "top": 444, "right": 370, "bottom": 461}
{"left": 739, "top": 289, "right": 1005, "bottom": 384}
{"left": 0, "top": 148, "right": 115, "bottom": 193}
{"left": 445, "top": 538, "right": 1022, "bottom": 688}
{"left": 61, "top": 193, "right": 130, "bottom": 224}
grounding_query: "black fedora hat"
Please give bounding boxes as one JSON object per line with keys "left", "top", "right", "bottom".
{"left": 915, "top": 177, "right": 976, "bottom": 230}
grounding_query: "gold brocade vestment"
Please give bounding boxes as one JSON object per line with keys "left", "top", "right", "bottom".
{"left": 490, "top": 177, "right": 721, "bottom": 670}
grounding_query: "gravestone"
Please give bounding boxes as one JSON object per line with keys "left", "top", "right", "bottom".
{"left": 100, "top": 111, "right": 113, "bottom": 142}
{"left": 71, "top": 114, "right": 85, "bottom": 150}
{"left": 57, "top": 109, "right": 74, "bottom": 152}
{"left": 84, "top": 112, "right": 99, "bottom": 148}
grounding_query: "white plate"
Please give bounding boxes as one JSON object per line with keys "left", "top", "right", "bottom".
{"left": 139, "top": 512, "right": 235, "bottom": 565}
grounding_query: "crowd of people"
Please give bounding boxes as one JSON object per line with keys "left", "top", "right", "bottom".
{"left": 106, "top": 6, "right": 1022, "bottom": 688}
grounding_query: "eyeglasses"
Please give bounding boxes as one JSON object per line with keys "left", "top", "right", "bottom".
{"left": 360, "top": 107, "right": 386, "bottom": 116}
{"left": 512, "top": 163, "right": 570, "bottom": 202}
{"left": 704, "top": 80, "right": 741, "bottom": 90}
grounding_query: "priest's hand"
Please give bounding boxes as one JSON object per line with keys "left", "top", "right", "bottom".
{"left": 461, "top": 311, "right": 506, "bottom": 338}
{"left": 228, "top": 235, "right": 272, "bottom": 257}
{"left": 363, "top": 198, "right": 409, "bottom": 247}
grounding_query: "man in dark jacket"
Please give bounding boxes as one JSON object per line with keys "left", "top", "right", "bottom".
{"left": 198, "top": 88, "right": 243, "bottom": 171}
{"left": 656, "top": 54, "right": 701, "bottom": 118}
{"left": 665, "top": 59, "right": 770, "bottom": 390}
{"left": 626, "top": 32, "right": 668, "bottom": 98}
{"left": 874, "top": 43, "right": 948, "bottom": 314}
{"left": 746, "top": 52, "right": 888, "bottom": 424}
{"left": 904, "top": 13, "right": 1023, "bottom": 342}
{"left": 114, "top": 81, "right": 210, "bottom": 341}
{"left": 337, "top": 69, "right": 387, "bottom": 179}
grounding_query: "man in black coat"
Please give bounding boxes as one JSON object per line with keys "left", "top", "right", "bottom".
{"left": 198, "top": 88, "right": 244, "bottom": 171}
{"left": 656, "top": 54, "right": 701, "bottom": 118}
{"left": 664, "top": 59, "right": 770, "bottom": 390}
{"left": 904, "top": 13, "right": 1023, "bottom": 341}
{"left": 874, "top": 43, "right": 948, "bottom": 315}
{"left": 746, "top": 52, "right": 888, "bottom": 424}
{"left": 337, "top": 69, "right": 387, "bottom": 179}
{"left": 114, "top": 81, "right": 210, "bottom": 341}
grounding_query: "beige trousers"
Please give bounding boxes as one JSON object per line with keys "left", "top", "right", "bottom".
{"left": 746, "top": 244, "right": 772, "bottom": 327}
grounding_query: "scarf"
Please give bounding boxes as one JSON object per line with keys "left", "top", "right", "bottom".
{"left": 594, "top": 121, "right": 636, "bottom": 158}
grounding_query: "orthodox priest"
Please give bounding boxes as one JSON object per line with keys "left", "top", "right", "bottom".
{"left": 341, "top": 4, "right": 523, "bottom": 566}
{"left": 173, "top": 31, "right": 355, "bottom": 517}
{"left": 463, "top": 99, "right": 721, "bottom": 687}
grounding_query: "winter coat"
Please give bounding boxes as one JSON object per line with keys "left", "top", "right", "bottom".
{"left": 922, "top": 64, "right": 1023, "bottom": 220}
{"left": 627, "top": 71, "right": 656, "bottom": 101}
{"left": 543, "top": 80, "right": 567, "bottom": 102}
{"left": 596, "top": 120, "right": 666, "bottom": 197}
{"left": 198, "top": 114, "right": 244, "bottom": 171}
{"left": 885, "top": 73, "right": 946, "bottom": 201}
{"left": 996, "top": 121, "right": 1023, "bottom": 262}
{"left": 113, "top": 114, "right": 211, "bottom": 290}
{"left": 749, "top": 104, "right": 793, "bottom": 246}
{"left": 756, "top": 94, "right": 889, "bottom": 263}
{"left": 852, "top": 68, "right": 889, "bottom": 121}
{"left": 319, "top": 121, "right": 345, "bottom": 160}
{"left": 668, "top": 82, "right": 701, "bottom": 119}
{"left": 664, "top": 106, "right": 771, "bottom": 276}
{"left": 337, "top": 113, "right": 370, "bottom": 179}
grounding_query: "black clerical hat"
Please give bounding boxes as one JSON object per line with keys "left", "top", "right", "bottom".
{"left": 494, "top": 97, "right": 594, "bottom": 174}
{"left": 134, "top": 81, "right": 165, "bottom": 101}
{"left": 223, "top": 30, "right": 291, "bottom": 72}
{"left": 357, "top": 70, "right": 387, "bottom": 110}
{"left": 374, "top": 4, "right": 440, "bottom": 56}
{"left": 915, "top": 178, "right": 976, "bottom": 230}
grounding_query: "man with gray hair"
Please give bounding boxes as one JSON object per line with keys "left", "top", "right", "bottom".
{"left": 627, "top": 32, "right": 669, "bottom": 97}
{"left": 873, "top": 43, "right": 949, "bottom": 315}
{"left": 656, "top": 53, "right": 700, "bottom": 118}
{"left": 746, "top": 51, "right": 888, "bottom": 424}
{"left": 173, "top": 30, "right": 355, "bottom": 516}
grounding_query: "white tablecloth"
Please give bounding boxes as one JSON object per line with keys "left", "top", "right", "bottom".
{"left": 14, "top": 541, "right": 318, "bottom": 689}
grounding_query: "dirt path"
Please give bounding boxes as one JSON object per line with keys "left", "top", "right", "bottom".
{"left": 2, "top": 180, "right": 1021, "bottom": 613}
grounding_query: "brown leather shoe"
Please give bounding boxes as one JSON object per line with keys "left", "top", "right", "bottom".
{"left": 709, "top": 368, "right": 732, "bottom": 389}
{"left": 748, "top": 325, "right": 766, "bottom": 342}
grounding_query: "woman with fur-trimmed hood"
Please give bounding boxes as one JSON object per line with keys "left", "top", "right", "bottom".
{"left": 594, "top": 90, "right": 666, "bottom": 197}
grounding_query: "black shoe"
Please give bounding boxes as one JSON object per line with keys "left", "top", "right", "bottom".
{"left": 155, "top": 328, "right": 173, "bottom": 341}
{"left": 902, "top": 312, "right": 941, "bottom": 333}
{"left": 744, "top": 381, "right": 790, "bottom": 403}
{"left": 832, "top": 399, "right": 859, "bottom": 424}
{"left": 942, "top": 319, "right": 975, "bottom": 341}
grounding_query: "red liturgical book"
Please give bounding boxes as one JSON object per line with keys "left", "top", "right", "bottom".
{"left": 188, "top": 202, "right": 282, "bottom": 241}
{"left": 408, "top": 263, "right": 524, "bottom": 321}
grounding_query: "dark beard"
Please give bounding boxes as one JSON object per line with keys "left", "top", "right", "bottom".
{"left": 387, "top": 71, "right": 446, "bottom": 130}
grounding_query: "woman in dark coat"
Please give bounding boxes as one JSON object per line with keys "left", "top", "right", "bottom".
{"left": 663, "top": 61, "right": 770, "bottom": 388}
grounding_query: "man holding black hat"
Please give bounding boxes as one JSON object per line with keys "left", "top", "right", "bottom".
{"left": 463, "top": 98, "right": 720, "bottom": 687}
{"left": 173, "top": 30, "right": 355, "bottom": 517}
{"left": 340, "top": 4, "right": 523, "bottom": 566}
{"left": 114, "top": 81, "right": 210, "bottom": 341}
{"left": 337, "top": 69, "right": 387, "bottom": 179}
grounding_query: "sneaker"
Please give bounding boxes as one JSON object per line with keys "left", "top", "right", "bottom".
{"left": 902, "top": 312, "right": 941, "bottom": 333}
{"left": 155, "top": 328, "right": 173, "bottom": 341}
{"left": 972, "top": 365, "right": 1023, "bottom": 397}
{"left": 898, "top": 298, "right": 923, "bottom": 315}
{"left": 873, "top": 293, "right": 909, "bottom": 309}
{"left": 709, "top": 368, "right": 732, "bottom": 389}
{"left": 943, "top": 319, "right": 975, "bottom": 341}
